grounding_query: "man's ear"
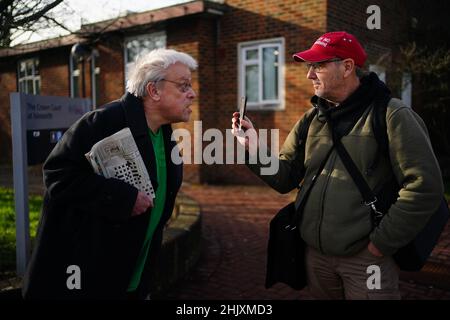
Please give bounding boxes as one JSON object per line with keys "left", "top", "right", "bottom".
{"left": 342, "top": 59, "right": 355, "bottom": 78}
{"left": 146, "top": 82, "right": 161, "bottom": 101}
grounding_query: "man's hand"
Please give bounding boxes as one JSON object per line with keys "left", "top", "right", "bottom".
{"left": 131, "top": 191, "right": 153, "bottom": 216}
{"left": 368, "top": 241, "right": 383, "bottom": 257}
{"left": 231, "top": 112, "right": 258, "bottom": 155}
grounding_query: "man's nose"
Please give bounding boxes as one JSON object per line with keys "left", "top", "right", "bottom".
{"left": 307, "top": 67, "right": 317, "bottom": 80}
{"left": 187, "top": 87, "right": 196, "bottom": 99}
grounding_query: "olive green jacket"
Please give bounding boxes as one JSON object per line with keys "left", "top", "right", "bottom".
{"left": 249, "top": 98, "right": 443, "bottom": 256}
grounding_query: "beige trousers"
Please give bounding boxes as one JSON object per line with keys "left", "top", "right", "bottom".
{"left": 305, "top": 245, "right": 401, "bottom": 300}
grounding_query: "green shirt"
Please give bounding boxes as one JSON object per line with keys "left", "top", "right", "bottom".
{"left": 128, "top": 128, "right": 167, "bottom": 291}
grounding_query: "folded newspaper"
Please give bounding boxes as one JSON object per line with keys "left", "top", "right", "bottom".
{"left": 85, "top": 127, "right": 155, "bottom": 199}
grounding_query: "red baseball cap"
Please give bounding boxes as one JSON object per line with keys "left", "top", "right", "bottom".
{"left": 293, "top": 31, "right": 367, "bottom": 67}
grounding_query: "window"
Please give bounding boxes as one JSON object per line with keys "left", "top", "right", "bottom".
{"left": 238, "top": 38, "right": 285, "bottom": 110}
{"left": 124, "top": 32, "right": 166, "bottom": 89}
{"left": 18, "top": 58, "right": 40, "bottom": 95}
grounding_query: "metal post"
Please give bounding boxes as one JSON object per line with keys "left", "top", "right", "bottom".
{"left": 71, "top": 43, "right": 92, "bottom": 99}
{"left": 10, "top": 92, "right": 30, "bottom": 276}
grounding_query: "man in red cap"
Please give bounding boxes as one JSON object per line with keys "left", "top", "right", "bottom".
{"left": 292, "top": 31, "right": 367, "bottom": 104}
{"left": 232, "top": 31, "right": 443, "bottom": 299}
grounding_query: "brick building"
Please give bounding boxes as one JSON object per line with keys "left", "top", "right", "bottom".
{"left": 0, "top": 0, "right": 412, "bottom": 184}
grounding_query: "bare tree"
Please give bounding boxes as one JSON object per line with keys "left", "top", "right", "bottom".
{"left": 0, "top": 0, "right": 68, "bottom": 47}
{"left": 402, "top": 44, "right": 450, "bottom": 159}
{"left": 378, "top": 43, "right": 450, "bottom": 176}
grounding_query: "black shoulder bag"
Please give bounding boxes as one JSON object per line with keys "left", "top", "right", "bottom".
{"left": 265, "top": 108, "right": 332, "bottom": 290}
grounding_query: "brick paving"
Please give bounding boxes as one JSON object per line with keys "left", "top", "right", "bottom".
{"left": 1, "top": 165, "right": 450, "bottom": 300}
{"left": 161, "top": 184, "right": 450, "bottom": 300}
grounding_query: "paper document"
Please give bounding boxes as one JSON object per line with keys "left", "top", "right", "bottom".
{"left": 85, "top": 127, "right": 155, "bottom": 199}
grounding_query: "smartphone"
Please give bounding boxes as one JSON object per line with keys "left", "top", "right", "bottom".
{"left": 238, "top": 96, "right": 247, "bottom": 130}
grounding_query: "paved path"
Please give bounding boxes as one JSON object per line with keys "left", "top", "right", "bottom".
{"left": 1, "top": 165, "right": 449, "bottom": 300}
{"left": 161, "top": 184, "right": 450, "bottom": 300}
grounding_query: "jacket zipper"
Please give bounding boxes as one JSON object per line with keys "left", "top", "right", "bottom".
{"left": 317, "top": 151, "right": 337, "bottom": 253}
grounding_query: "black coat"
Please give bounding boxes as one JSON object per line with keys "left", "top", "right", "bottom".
{"left": 22, "top": 93, "right": 183, "bottom": 299}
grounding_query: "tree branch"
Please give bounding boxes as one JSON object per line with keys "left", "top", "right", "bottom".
{"left": 0, "top": 0, "right": 15, "bottom": 14}
{"left": 13, "top": 0, "right": 63, "bottom": 26}
{"left": 42, "top": 13, "right": 75, "bottom": 34}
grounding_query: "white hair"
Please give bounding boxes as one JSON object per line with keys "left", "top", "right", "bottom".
{"left": 126, "top": 48, "right": 198, "bottom": 97}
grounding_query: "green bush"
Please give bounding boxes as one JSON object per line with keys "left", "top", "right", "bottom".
{"left": 0, "top": 187, "right": 42, "bottom": 275}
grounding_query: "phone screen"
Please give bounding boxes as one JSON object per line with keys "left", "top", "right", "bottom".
{"left": 239, "top": 96, "right": 247, "bottom": 130}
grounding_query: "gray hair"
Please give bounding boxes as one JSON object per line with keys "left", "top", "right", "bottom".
{"left": 126, "top": 48, "right": 198, "bottom": 97}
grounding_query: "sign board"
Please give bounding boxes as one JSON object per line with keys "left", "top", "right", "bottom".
{"left": 10, "top": 92, "right": 91, "bottom": 275}
{"left": 23, "top": 94, "right": 91, "bottom": 165}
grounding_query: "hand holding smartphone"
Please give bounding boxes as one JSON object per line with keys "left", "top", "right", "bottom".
{"left": 238, "top": 96, "right": 247, "bottom": 131}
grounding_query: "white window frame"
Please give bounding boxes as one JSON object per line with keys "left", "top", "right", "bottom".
{"left": 124, "top": 32, "right": 166, "bottom": 92}
{"left": 17, "top": 58, "right": 40, "bottom": 95}
{"left": 238, "top": 37, "right": 285, "bottom": 110}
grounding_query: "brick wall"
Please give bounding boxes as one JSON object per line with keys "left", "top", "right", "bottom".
{"left": 95, "top": 35, "right": 126, "bottom": 106}
{"left": 40, "top": 47, "right": 71, "bottom": 97}
{"left": 188, "top": 17, "right": 218, "bottom": 184}
{"left": 201, "top": 0, "right": 328, "bottom": 184}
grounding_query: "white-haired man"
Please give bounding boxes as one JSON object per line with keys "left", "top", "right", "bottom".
{"left": 23, "top": 49, "right": 197, "bottom": 299}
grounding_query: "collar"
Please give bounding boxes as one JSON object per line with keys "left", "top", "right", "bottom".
{"left": 311, "top": 72, "right": 390, "bottom": 123}
{"left": 120, "top": 92, "right": 149, "bottom": 138}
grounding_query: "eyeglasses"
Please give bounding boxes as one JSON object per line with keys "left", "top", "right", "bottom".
{"left": 159, "top": 79, "right": 193, "bottom": 93}
{"left": 305, "top": 58, "right": 342, "bottom": 73}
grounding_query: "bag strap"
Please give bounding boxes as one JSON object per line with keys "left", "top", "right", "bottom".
{"left": 330, "top": 128, "right": 384, "bottom": 222}
{"left": 326, "top": 95, "right": 392, "bottom": 224}
{"left": 372, "top": 95, "right": 391, "bottom": 156}
{"left": 370, "top": 95, "right": 391, "bottom": 173}
{"left": 287, "top": 107, "right": 329, "bottom": 229}
{"left": 298, "top": 107, "right": 318, "bottom": 147}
